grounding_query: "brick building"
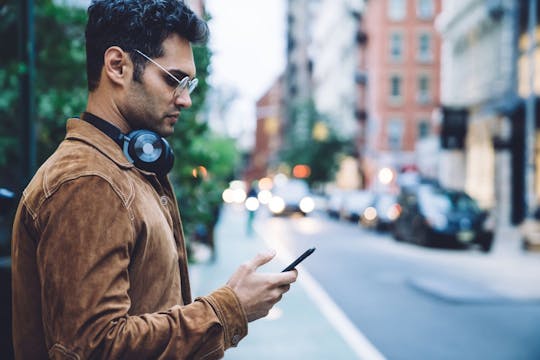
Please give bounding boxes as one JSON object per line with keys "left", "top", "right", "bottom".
{"left": 359, "top": 0, "right": 442, "bottom": 187}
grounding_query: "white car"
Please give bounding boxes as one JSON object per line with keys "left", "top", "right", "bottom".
{"left": 340, "top": 190, "right": 374, "bottom": 222}
{"left": 268, "top": 179, "right": 315, "bottom": 216}
{"left": 326, "top": 189, "right": 351, "bottom": 219}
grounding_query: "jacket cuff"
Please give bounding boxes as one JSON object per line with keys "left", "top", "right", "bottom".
{"left": 202, "top": 286, "right": 248, "bottom": 348}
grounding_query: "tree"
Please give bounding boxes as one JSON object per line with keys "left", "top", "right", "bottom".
{"left": 0, "top": 0, "right": 240, "bottom": 256}
{"left": 280, "top": 98, "right": 352, "bottom": 188}
{"left": 0, "top": 0, "right": 88, "bottom": 190}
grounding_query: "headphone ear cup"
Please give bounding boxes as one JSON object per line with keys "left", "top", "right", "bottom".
{"left": 125, "top": 130, "right": 174, "bottom": 177}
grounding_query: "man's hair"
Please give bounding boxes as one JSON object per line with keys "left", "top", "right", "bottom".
{"left": 85, "top": 0, "right": 209, "bottom": 91}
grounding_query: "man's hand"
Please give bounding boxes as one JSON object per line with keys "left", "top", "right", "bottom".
{"left": 227, "top": 251, "right": 298, "bottom": 322}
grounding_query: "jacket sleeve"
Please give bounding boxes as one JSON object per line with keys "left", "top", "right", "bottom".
{"left": 33, "top": 176, "right": 247, "bottom": 359}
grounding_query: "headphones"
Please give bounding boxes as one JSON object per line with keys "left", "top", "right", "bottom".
{"left": 80, "top": 112, "right": 174, "bottom": 177}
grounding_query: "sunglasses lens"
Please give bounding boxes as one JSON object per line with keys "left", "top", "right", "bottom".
{"left": 174, "top": 77, "right": 198, "bottom": 96}
{"left": 188, "top": 78, "right": 198, "bottom": 94}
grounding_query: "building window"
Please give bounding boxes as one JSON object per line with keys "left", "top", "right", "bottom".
{"left": 388, "top": 119, "right": 404, "bottom": 150}
{"left": 287, "top": 34, "right": 296, "bottom": 52}
{"left": 388, "top": 0, "right": 406, "bottom": 21}
{"left": 418, "top": 120, "right": 430, "bottom": 139}
{"left": 417, "top": 75, "right": 431, "bottom": 104}
{"left": 389, "top": 75, "right": 403, "bottom": 103}
{"left": 417, "top": 32, "right": 432, "bottom": 62}
{"left": 389, "top": 32, "right": 404, "bottom": 61}
{"left": 289, "top": 84, "right": 297, "bottom": 96}
{"left": 416, "top": 0, "right": 434, "bottom": 19}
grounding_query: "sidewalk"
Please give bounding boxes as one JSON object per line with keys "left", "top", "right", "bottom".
{"left": 189, "top": 204, "right": 377, "bottom": 360}
{"left": 459, "top": 224, "right": 540, "bottom": 300}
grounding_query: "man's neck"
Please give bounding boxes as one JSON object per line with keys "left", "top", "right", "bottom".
{"left": 86, "top": 91, "right": 131, "bottom": 134}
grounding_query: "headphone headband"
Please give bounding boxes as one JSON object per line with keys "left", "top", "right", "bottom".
{"left": 81, "top": 112, "right": 124, "bottom": 147}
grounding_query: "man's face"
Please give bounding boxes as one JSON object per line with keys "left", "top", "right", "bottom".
{"left": 124, "top": 34, "right": 196, "bottom": 137}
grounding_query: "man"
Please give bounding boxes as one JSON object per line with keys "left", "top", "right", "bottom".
{"left": 11, "top": 1, "right": 297, "bottom": 359}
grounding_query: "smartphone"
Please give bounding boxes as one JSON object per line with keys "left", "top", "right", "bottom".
{"left": 281, "top": 247, "right": 316, "bottom": 272}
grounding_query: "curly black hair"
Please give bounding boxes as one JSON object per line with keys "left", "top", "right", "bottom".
{"left": 85, "top": 0, "right": 209, "bottom": 91}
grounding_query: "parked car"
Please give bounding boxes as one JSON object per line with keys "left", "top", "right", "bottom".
{"left": 326, "top": 189, "right": 350, "bottom": 219}
{"left": 340, "top": 190, "right": 374, "bottom": 223}
{"left": 268, "top": 179, "right": 315, "bottom": 216}
{"left": 392, "top": 184, "right": 493, "bottom": 252}
{"left": 361, "top": 192, "right": 400, "bottom": 231}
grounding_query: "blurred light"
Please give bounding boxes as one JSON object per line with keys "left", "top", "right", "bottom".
{"left": 293, "top": 164, "right": 311, "bottom": 179}
{"left": 273, "top": 173, "right": 288, "bottom": 187}
{"left": 222, "top": 188, "right": 235, "bottom": 203}
{"left": 378, "top": 167, "right": 394, "bottom": 185}
{"left": 269, "top": 196, "right": 286, "bottom": 214}
{"left": 264, "top": 117, "right": 280, "bottom": 136}
{"left": 363, "top": 206, "right": 378, "bottom": 221}
{"left": 258, "top": 177, "right": 273, "bottom": 190}
{"left": 299, "top": 196, "right": 315, "bottom": 213}
{"left": 245, "top": 196, "right": 260, "bottom": 211}
{"left": 230, "top": 180, "right": 246, "bottom": 190}
{"left": 233, "top": 188, "right": 247, "bottom": 204}
{"left": 192, "top": 165, "right": 208, "bottom": 179}
{"left": 257, "top": 189, "right": 272, "bottom": 204}
{"left": 312, "top": 121, "right": 329, "bottom": 141}
{"left": 387, "top": 204, "right": 401, "bottom": 220}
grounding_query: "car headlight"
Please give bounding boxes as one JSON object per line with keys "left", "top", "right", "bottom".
{"left": 245, "top": 196, "right": 260, "bottom": 211}
{"left": 232, "top": 188, "right": 247, "bottom": 204}
{"left": 222, "top": 188, "right": 235, "bottom": 203}
{"left": 363, "top": 206, "right": 377, "bottom": 221}
{"left": 257, "top": 190, "right": 272, "bottom": 205}
{"left": 386, "top": 204, "right": 400, "bottom": 221}
{"left": 269, "top": 196, "right": 286, "bottom": 214}
{"left": 299, "top": 196, "right": 315, "bottom": 213}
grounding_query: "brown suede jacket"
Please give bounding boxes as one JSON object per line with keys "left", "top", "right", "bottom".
{"left": 11, "top": 118, "right": 248, "bottom": 359}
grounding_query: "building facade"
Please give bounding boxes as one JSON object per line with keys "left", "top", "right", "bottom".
{"left": 437, "top": 0, "right": 520, "bottom": 225}
{"left": 310, "top": 0, "right": 362, "bottom": 140}
{"left": 244, "top": 78, "right": 285, "bottom": 183}
{"left": 285, "top": 0, "right": 316, "bottom": 105}
{"left": 360, "top": 0, "right": 442, "bottom": 188}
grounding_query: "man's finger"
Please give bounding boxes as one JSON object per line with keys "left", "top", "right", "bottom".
{"left": 248, "top": 250, "right": 276, "bottom": 269}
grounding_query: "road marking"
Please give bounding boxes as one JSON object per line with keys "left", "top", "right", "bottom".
{"left": 296, "top": 265, "right": 387, "bottom": 360}
{"left": 259, "top": 228, "right": 386, "bottom": 360}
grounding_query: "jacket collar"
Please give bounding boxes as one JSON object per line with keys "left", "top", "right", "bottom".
{"left": 65, "top": 117, "right": 134, "bottom": 170}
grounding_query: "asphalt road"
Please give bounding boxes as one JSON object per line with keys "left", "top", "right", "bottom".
{"left": 259, "top": 210, "right": 540, "bottom": 360}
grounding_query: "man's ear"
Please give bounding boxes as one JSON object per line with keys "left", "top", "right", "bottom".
{"left": 103, "top": 46, "right": 132, "bottom": 87}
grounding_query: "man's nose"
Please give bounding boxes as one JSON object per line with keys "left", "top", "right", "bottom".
{"left": 174, "top": 90, "right": 192, "bottom": 108}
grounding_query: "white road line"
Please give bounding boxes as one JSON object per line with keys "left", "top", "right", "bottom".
{"left": 296, "top": 264, "right": 387, "bottom": 360}
{"left": 261, "top": 231, "right": 386, "bottom": 360}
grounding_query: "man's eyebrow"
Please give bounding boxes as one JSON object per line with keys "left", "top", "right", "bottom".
{"left": 169, "top": 69, "right": 192, "bottom": 80}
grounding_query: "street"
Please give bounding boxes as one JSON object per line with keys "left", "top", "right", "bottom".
{"left": 254, "top": 209, "right": 540, "bottom": 360}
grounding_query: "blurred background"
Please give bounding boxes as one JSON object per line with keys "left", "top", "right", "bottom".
{"left": 2, "top": 0, "right": 540, "bottom": 359}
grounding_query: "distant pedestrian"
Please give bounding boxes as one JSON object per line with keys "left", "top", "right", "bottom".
{"left": 11, "top": 1, "right": 297, "bottom": 359}
{"left": 245, "top": 182, "right": 259, "bottom": 236}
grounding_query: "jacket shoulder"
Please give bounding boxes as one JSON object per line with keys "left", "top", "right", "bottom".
{"left": 23, "top": 139, "right": 135, "bottom": 215}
